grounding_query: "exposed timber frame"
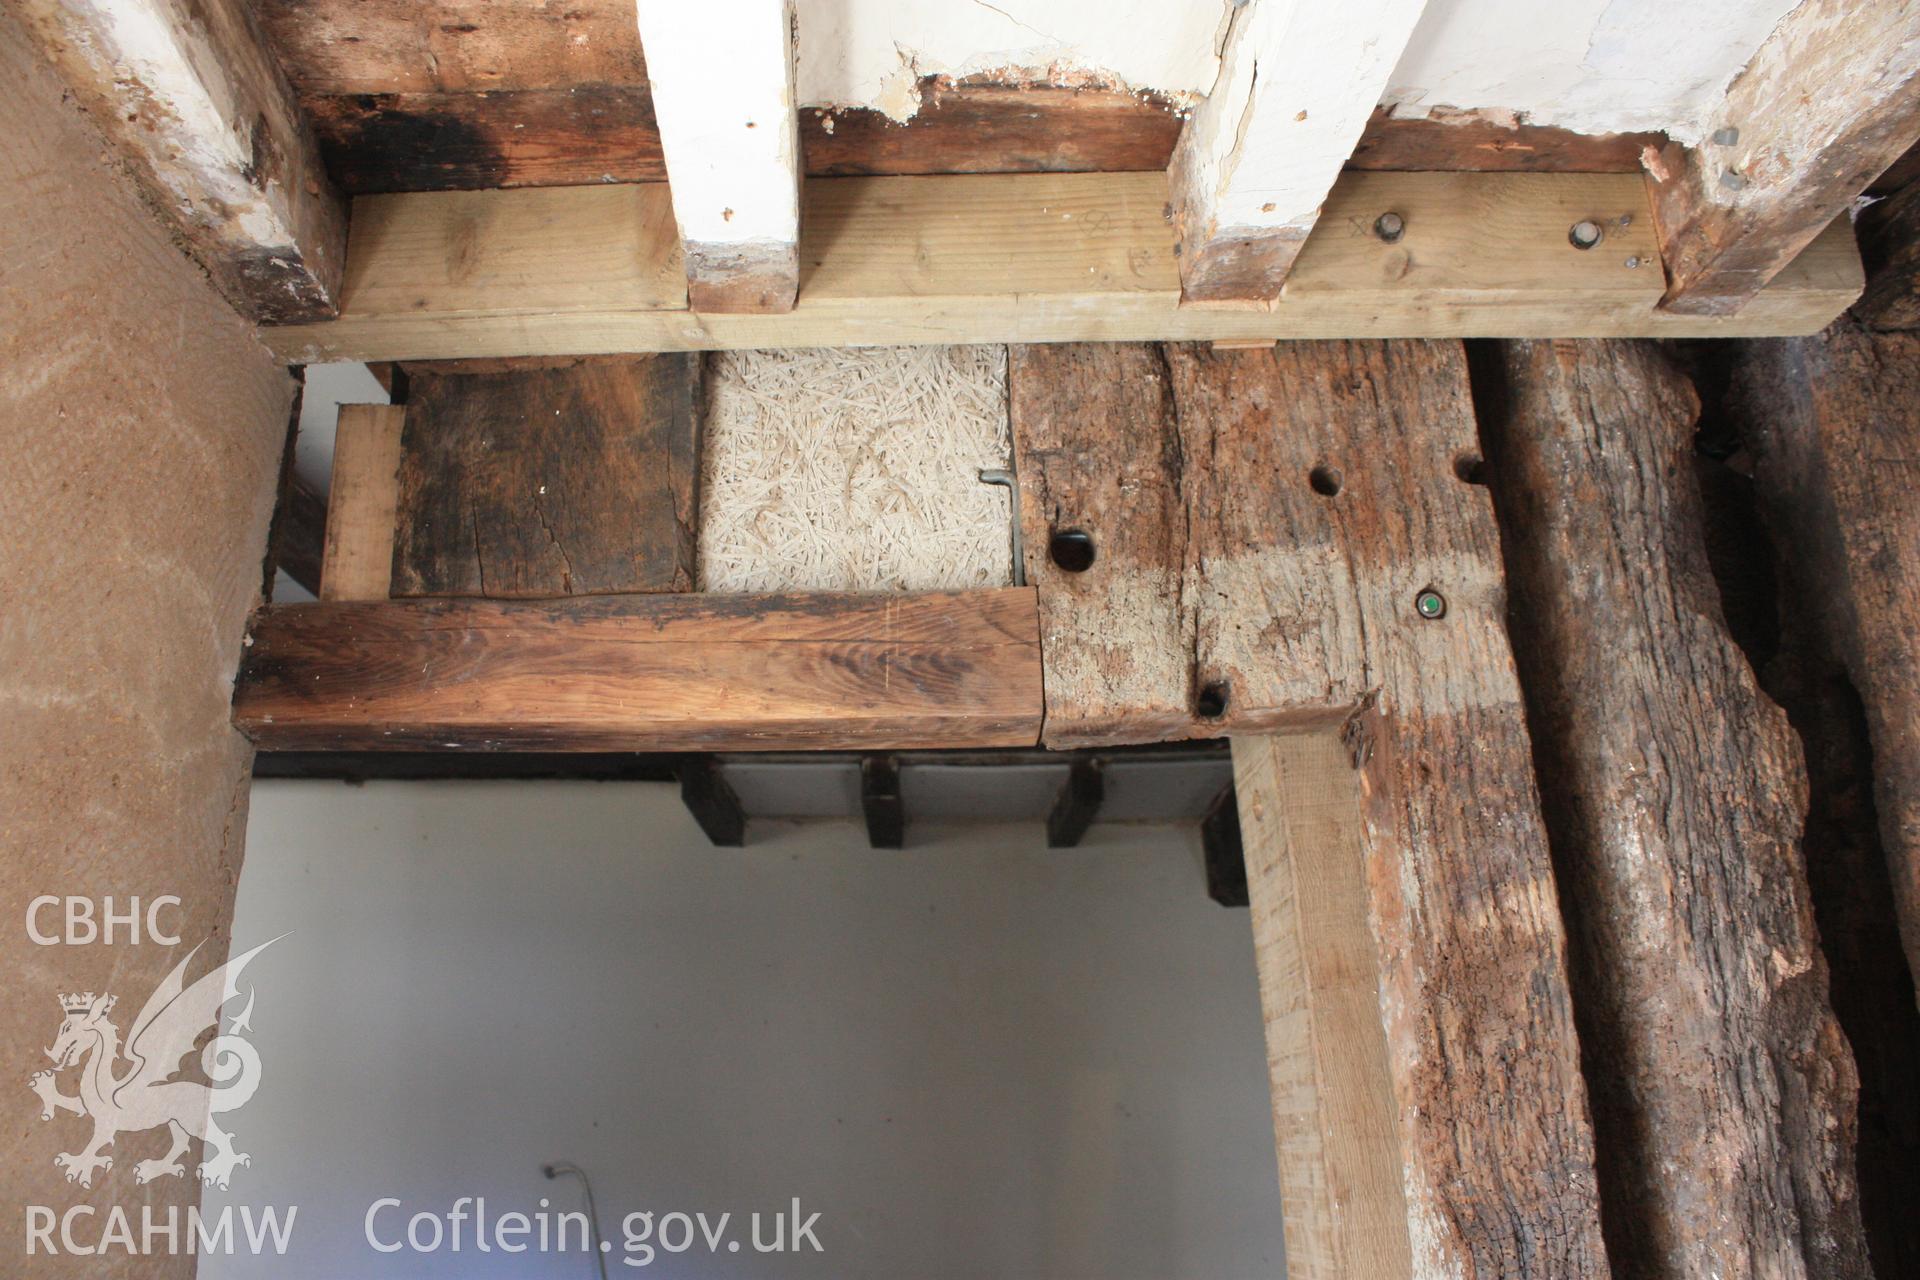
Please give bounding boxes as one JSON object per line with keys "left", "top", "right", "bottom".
{"left": 1476, "top": 338, "right": 1867, "bottom": 1278}
{"left": 232, "top": 591, "right": 1045, "bottom": 752}
{"left": 633, "top": 0, "right": 800, "bottom": 313}
{"left": 1647, "top": 0, "right": 1920, "bottom": 316}
{"left": 1008, "top": 341, "right": 1609, "bottom": 1276}
{"left": 1168, "top": 0, "right": 1429, "bottom": 304}
{"left": 4, "top": 0, "right": 348, "bottom": 322}
{"left": 262, "top": 171, "right": 1860, "bottom": 363}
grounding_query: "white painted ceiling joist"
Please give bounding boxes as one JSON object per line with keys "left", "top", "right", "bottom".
{"left": 635, "top": 0, "right": 802, "bottom": 313}
{"left": 1169, "top": 0, "right": 1431, "bottom": 304}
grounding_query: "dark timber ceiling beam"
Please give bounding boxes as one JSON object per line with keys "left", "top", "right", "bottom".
{"left": 1857, "top": 180, "right": 1920, "bottom": 330}
{"left": 231, "top": 591, "right": 1046, "bottom": 753}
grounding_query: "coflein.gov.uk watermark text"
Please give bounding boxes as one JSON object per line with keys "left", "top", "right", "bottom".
{"left": 366, "top": 1196, "right": 824, "bottom": 1267}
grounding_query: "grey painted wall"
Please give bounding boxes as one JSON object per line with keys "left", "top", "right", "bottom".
{"left": 206, "top": 781, "right": 1284, "bottom": 1278}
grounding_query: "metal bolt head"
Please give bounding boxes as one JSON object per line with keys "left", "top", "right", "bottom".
{"left": 1720, "top": 169, "right": 1749, "bottom": 191}
{"left": 1374, "top": 211, "right": 1406, "bottom": 243}
{"left": 1711, "top": 126, "right": 1741, "bottom": 147}
{"left": 1624, "top": 255, "right": 1642, "bottom": 269}
{"left": 1415, "top": 588, "right": 1447, "bottom": 621}
{"left": 1569, "top": 220, "right": 1604, "bottom": 250}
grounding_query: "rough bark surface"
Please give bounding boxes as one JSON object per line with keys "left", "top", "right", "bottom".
{"left": 1686, "top": 419, "right": 1920, "bottom": 1279}
{"left": 1, "top": 12, "right": 291, "bottom": 1274}
{"left": 393, "top": 355, "right": 701, "bottom": 598}
{"left": 1477, "top": 338, "right": 1869, "bottom": 1280}
{"left": 1727, "top": 324, "right": 1920, "bottom": 993}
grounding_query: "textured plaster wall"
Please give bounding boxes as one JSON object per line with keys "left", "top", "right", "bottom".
{"left": 0, "top": 8, "right": 294, "bottom": 1275}
{"left": 796, "top": 0, "right": 1804, "bottom": 142}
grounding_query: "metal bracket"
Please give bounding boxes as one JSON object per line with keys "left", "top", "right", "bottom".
{"left": 978, "top": 467, "right": 1025, "bottom": 586}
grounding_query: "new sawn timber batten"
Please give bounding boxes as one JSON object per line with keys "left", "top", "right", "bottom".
{"left": 262, "top": 170, "right": 1862, "bottom": 363}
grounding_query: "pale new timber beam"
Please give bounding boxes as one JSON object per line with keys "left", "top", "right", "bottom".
{"left": 1012, "top": 342, "right": 1607, "bottom": 1276}
{"left": 1168, "top": 0, "right": 1427, "bottom": 304}
{"left": 1231, "top": 734, "right": 1412, "bottom": 1278}
{"left": 260, "top": 172, "right": 1862, "bottom": 363}
{"left": 1647, "top": 0, "right": 1920, "bottom": 316}
{"left": 1731, "top": 322, "right": 1920, "bottom": 995}
{"left": 6, "top": 0, "right": 346, "bottom": 322}
{"left": 319, "top": 404, "right": 405, "bottom": 602}
{"left": 231, "top": 591, "right": 1044, "bottom": 752}
{"left": 634, "top": 0, "right": 799, "bottom": 313}
{"left": 1478, "top": 339, "right": 1867, "bottom": 1279}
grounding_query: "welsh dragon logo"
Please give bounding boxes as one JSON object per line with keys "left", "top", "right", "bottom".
{"left": 28, "top": 937, "right": 280, "bottom": 1190}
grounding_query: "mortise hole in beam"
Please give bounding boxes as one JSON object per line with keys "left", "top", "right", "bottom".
{"left": 1196, "top": 681, "right": 1231, "bottom": 720}
{"left": 1454, "top": 451, "right": 1488, "bottom": 485}
{"left": 1309, "top": 465, "right": 1344, "bottom": 497}
{"left": 1049, "top": 528, "right": 1096, "bottom": 573}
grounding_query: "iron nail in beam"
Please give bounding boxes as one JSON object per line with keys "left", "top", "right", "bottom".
{"left": 978, "top": 467, "right": 1025, "bottom": 587}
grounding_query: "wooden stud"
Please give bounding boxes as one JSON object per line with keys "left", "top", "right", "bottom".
{"left": 1232, "top": 733, "right": 1412, "bottom": 1277}
{"left": 264, "top": 171, "right": 1862, "bottom": 363}
{"left": 634, "top": 0, "right": 799, "bottom": 313}
{"left": 1730, "top": 322, "right": 1920, "bottom": 996}
{"left": 1647, "top": 0, "right": 1920, "bottom": 315}
{"left": 319, "top": 404, "right": 406, "bottom": 602}
{"left": 233, "top": 589, "right": 1045, "bottom": 752}
{"left": 391, "top": 355, "right": 701, "bottom": 597}
{"left": 7, "top": 0, "right": 347, "bottom": 322}
{"left": 1167, "top": 0, "right": 1429, "bottom": 304}
{"left": 1478, "top": 337, "right": 1868, "bottom": 1276}
{"left": 1857, "top": 180, "right": 1920, "bottom": 330}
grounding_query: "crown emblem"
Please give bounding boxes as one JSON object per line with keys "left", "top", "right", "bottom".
{"left": 59, "top": 992, "right": 114, "bottom": 1015}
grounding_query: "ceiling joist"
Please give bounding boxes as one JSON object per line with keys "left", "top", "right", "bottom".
{"left": 634, "top": 0, "right": 801, "bottom": 313}
{"left": 1169, "top": 0, "right": 1430, "bottom": 304}
{"left": 1648, "top": 0, "right": 1920, "bottom": 315}
{"left": 8, "top": 0, "right": 347, "bottom": 322}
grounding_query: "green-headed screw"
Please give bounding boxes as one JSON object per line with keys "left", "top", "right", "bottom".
{"left": 1415, "top": 588, "right": 1447, "bottom": 621}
